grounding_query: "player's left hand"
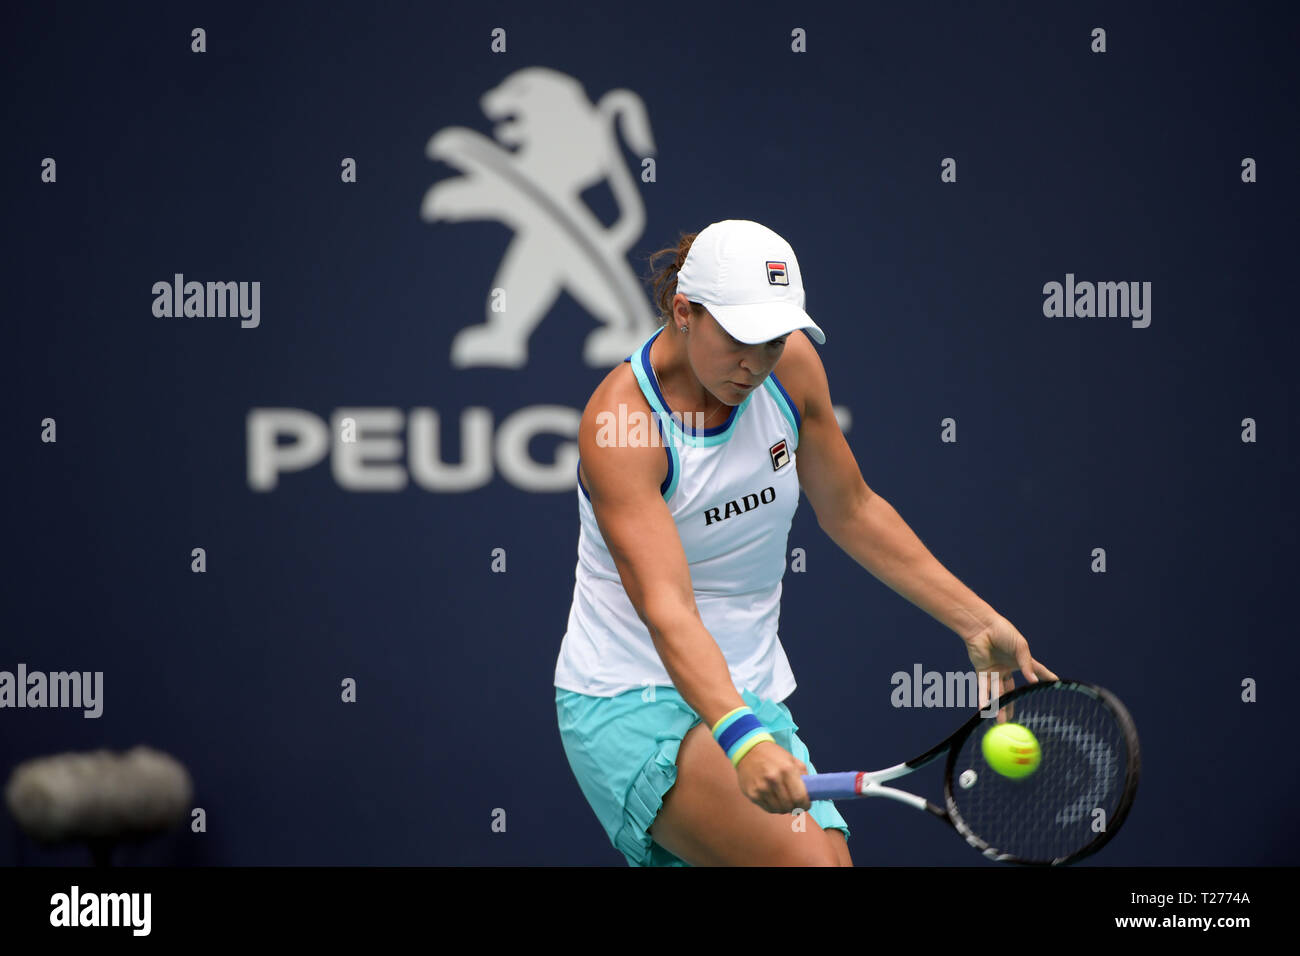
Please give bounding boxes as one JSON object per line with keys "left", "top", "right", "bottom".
{"left": 961, "top": 615, "right": 1058, "bottom": 721}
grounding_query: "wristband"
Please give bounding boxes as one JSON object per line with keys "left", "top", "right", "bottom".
{"left": 711, "top": 705, "right": 776, "bottom": 767}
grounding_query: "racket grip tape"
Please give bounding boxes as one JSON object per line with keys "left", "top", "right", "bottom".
{"left": 802, "top": 772, "right": 863, "bottom": 801}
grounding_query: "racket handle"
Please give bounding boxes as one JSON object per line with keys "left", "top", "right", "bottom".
{"left": 802, "top": 772, "right": 862, "bottom": 801}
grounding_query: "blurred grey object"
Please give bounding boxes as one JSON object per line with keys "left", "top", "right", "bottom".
{"left": 5, "top": 746, "right": 192, "bottom": 862}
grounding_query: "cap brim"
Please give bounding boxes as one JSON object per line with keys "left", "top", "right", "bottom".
{"left": 704, "top": 301, "right": 826, "bottom": 345}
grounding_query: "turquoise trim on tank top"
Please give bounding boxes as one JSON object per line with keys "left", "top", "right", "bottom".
{"left": 762, "top": 376, "right": 799, "bottom": 447}
{"left": 628, "top": 326, "right": 753, "bottom": 448}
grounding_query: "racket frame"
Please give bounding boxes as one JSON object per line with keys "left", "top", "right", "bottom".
{"left": 802, "top": 678, "right": 1141, "bottom": 865}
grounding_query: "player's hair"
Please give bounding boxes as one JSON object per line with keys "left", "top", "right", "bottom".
{"left": 645, "top": 231, "right": 707, "bottom": 325}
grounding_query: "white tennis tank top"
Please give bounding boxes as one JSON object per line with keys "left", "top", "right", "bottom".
{"left": 553, "top": 324, "right": 804, "bottom": 700}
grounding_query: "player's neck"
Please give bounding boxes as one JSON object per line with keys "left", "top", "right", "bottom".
{"left": 650, "top": 333, "right": 716, "bottom": 416}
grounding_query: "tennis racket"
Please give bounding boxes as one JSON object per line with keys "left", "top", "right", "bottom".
{"left": 801, "top": 678, "right": 1140, "bottom": 865}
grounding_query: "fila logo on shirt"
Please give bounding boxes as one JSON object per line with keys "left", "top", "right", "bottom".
{"left": 766, "top": 261, "right": 788, "bottom": 285}
{"left": 770, "top": 439, "right": 790, "bottom": 470}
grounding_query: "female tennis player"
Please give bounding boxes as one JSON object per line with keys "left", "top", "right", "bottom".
{"left": 554, "top": 219, "right": 1056, "bottom": 866}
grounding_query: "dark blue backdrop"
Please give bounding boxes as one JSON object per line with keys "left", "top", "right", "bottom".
{"left": 3, "top": 0, "right": 1297, "bottom": 866}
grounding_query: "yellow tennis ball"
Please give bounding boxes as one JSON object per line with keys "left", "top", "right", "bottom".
{"left": 981, "top": 722, "right": 1041, "bottom": 779}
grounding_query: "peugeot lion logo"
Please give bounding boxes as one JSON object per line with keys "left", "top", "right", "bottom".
{"left": 247, "top": 67, "right": 666, "bottom": 494}
{"left": 421, "top": 66, "right": 659, "bottom": 368}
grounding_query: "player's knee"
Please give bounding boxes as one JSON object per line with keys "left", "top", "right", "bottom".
{"left": 829, "top": 832, "right": 853, "bottom": 866}
{"left": 774, "top": 829, "right": 845, "bottom": 866}
{"left": 785, "top": 844, "right": 841, "bottom": 866}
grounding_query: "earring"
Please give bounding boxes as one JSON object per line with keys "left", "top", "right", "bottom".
{"left": 679, "top": 326, "right": 688, "bottom": 332}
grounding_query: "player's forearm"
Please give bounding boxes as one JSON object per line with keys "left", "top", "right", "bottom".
{"left": 644, "top": 607, "right": 748, "bottom": 729}
{"left": 820, "top": 493, "right": 998, "bottom": 641}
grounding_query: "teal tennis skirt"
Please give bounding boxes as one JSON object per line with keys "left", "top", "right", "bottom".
{"left": 555, "top": 684, "right": 850, "bottom": 866}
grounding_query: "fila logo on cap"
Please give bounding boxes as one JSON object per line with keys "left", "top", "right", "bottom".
{"left": 770, "top": 439, "right": 790, "bottom": 470}
{"left": 766, "top": 261, "right": 789, "bottom": 285}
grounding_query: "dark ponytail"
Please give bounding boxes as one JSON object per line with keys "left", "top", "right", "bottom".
{"left": 644, "top": 231, "right": 706, "bottom": 325}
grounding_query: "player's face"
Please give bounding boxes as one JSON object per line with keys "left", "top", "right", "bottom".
{"left": 692, "top": 308, "right": 789, "bottom": 404}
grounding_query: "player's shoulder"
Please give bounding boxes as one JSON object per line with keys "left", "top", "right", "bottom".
{"left": 577, "top": 359, "right": 665, "bottom": 488}
{"left": 771, "top": 329, "right": 828, "bottom": 423}
{"left": 581, "top": 359, "right": 651, "bottom": 430}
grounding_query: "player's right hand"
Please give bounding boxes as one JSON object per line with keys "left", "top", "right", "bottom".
{"left": 736, "top": 740, "right": 811, "bottom": 814}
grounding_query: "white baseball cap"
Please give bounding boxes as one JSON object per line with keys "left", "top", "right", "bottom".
{"left": 675, "top": 219, "right": 826, "bottom": 345}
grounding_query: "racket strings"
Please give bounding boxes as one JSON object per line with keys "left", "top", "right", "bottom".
{"left": 947, "top": 687, "right": 1135, "bottom": 863}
